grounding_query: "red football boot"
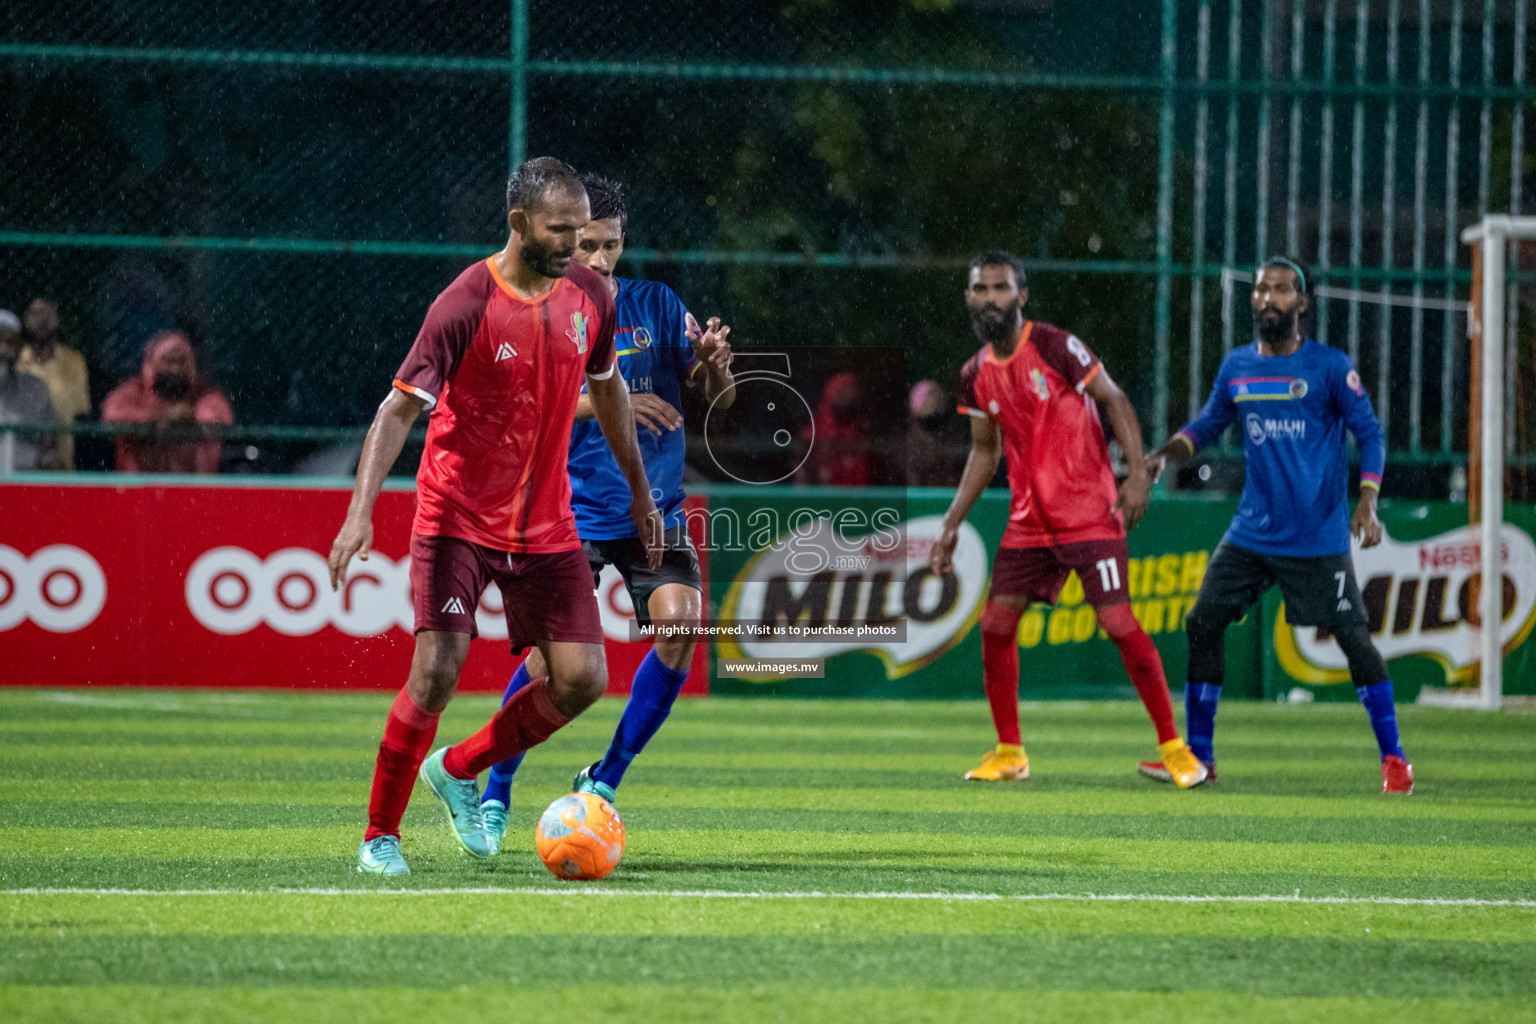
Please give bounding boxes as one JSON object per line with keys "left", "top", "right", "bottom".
{"left": 1382, "top": 754, "right": 1414, "bottom": 794}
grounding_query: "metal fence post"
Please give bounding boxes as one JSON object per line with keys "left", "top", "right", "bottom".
{"left": 1153, "top": 0, "right": 1177, "bottom": 444}
{"left": 510, "top": 0, "right": 529, "bottom": 173}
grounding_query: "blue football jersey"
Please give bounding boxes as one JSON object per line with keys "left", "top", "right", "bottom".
{"left": 1176, "top": 339, "right": 1385, "bottom": 557}
{"left": 568, "top": 277, "right": 702, "bottom": 540}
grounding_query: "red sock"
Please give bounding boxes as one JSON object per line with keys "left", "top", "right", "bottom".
{"left": 1098, "top": 604, "right": 1178, "bottom": 744}
{"left": 980, "top": 601, "right": 1023, "bottom": 746}
{"left": 364, "top": 688, "right": 441, "bottom": 841}
{"left": 443, "top": 678, "right": 571, "bottom": 779}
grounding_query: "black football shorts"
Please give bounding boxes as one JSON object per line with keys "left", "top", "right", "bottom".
{"left": 584, "top": 524, "right": 702, "bottom": 626}
{"left": 1191, "top": 538, "right": 1368, "bottom": 628}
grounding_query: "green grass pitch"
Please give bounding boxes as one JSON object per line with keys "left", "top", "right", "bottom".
{"left": 2, "top": 688, "right": 1534, "bottom": 1023}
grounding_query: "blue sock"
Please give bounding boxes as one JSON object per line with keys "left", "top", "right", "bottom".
{"left": 592, "top": 649, "right": 690, "bottom": 791}
{"left": 1184, "top": 682, "right": 1221, "bottom": 764}
{"left": 1356, "top": 681, "right": 1405, "bottom": 761}
{"left": 481, "top": 662, "right": 536, "bottom": 806}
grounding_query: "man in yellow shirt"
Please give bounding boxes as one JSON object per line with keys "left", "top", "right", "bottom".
{"left": 17, "top": 298, "right": 89, "bottom": 470}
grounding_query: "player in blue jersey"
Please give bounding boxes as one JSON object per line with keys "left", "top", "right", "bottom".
{"left": 1141, "top": 256, "right": 1413, "bottom": 794}
{"left": 479, "top": 174, "right": 736, "bottom": 837}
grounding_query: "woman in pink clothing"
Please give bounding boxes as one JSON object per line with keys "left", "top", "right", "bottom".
{"left": 101, "top": 331, "right": 234, "bottom": 473}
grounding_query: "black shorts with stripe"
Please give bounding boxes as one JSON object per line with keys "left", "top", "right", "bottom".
{"left": 1192, "top": 538, "right": 1367, "bottom": 628}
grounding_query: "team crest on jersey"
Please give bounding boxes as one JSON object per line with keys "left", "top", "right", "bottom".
{"left": 1029, "top": 368, "right": 1050, "bottom": 401}
{"left": 567, "top": 312, "right": 590, "bottom": 355}
{"left": 632, "top": 327, "right": 653, "bottom": 349}
{"left": 1346, "top": 369, "right": 1365, "bottom": 396}
{"left": 1288, "top": 378, "right": 1308, "bottom": 399}
{"left": 988, "top": 400, "right": 1000, "bottom": 415}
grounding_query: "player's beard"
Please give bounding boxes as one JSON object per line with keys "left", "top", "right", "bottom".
{"left": 520, "top": 234, "right": 573, "bottom": 278}
{"left": 1256, "top": 306, "right": 1298, "bottom": 345}
{"left": 970, "top": 300, "right": 1020, "bottom": 344}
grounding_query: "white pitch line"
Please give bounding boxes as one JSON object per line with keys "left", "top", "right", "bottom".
{"left": 2, "top": 888, "right": 1532, "bottom": 907}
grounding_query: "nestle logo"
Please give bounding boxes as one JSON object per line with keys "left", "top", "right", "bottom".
{"left": 1419, "top": 540, "right": 1509, "bottom": 572}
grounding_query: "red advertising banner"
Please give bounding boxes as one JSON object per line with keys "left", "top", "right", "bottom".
{"left": 0, "top": 480, "right": 707, "bottom": 693}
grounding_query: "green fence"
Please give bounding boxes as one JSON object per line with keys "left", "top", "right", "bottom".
{"left": 3, "top": 0, "right": 1534, "bottom": 464}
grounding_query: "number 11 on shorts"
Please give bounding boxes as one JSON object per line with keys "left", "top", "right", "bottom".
{"left": 1096, "top": 557, "right": 1121, "bottom": 593}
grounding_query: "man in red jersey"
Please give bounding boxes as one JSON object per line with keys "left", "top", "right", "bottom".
{"left": 928, "top": 250, "right": 1207, "bottom": 788}
{"left": 328, "top": 157, "right": 662, "bottom": 876}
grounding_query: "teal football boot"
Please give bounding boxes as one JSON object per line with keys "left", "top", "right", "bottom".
{"left": 357, "top": 835, "right": 410, "bottom": 875}
{"left": 481, "top": 799, "right": 509, "bottom": 846}
{"left": 572, "top": 762, "right": 618, "bottom": 805}
{"left": 418, "top": 748, "right": 498, "bottom": 857}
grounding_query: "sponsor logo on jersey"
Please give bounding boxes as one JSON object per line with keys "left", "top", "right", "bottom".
{"left": 440, "top": 597, "right": 467, "bottom": 615}
{"left": 717, "top": 514, "right": 987, "bottom": 679}
{"left": 0, "top": 544, "right": 107, "bottom": 634}
{"left": 1029, "top": 368, "right": 1050, "bottom": 401}
{"left": 495, "top": 342, "right": 517, "bottom": 362}
{"left": 1274, "top": 524, "right": 1536, "bottom": 685}
{"left": 1346, "top": 369, "right": 1365, "bottom": 396}
{"left": 632, "top": 326, "right": 652, "bottom": 349}
{"left": 1289, "top": 378, "right": 1309, "bottom": 399}
{"left": 567, "top": 312, "right": 590, "bottom": 354}
{"left": 1244, "top": 413, "right": 1306, "bottom": 445}
{"left": 1065, "top": 334, "right": 1092, "bottom": 366}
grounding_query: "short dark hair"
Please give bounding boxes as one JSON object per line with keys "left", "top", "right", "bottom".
{"left": 505, "top": 156, "right": 584, "bottom": 216}
{"left": 969, "top": 249, "right": 1028, "bottom": 289}
{"left": 579, "top": 173, "right": 628, "bottom": 229}
{"left": 1258, "top": 255, "right": 1311, "bottom": 295}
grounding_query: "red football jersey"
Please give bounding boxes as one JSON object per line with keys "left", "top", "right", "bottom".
{"left": 393, "top": 257, "right": 617, "bottom": 553}
{"left": 957, "top": 321, "right": 1122, "bottom": 548}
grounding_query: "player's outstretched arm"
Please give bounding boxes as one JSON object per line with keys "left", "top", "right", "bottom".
{"left": 1084, "top": 369, "right": 1152, "bottom": 530}
{"left": 588, "top": 370, "right": 664, "bottom": 569}
{"left": 328, "top": 388, "right": 425, "bottom": 590}
{"left": 930, "top": 416, "right": 1001, "bottom": 575}
{"left": 686, "top": 315, "right": 736, "bottom": 410}
{"left": 1148, "top": 365, "right": 1235, "bottom": 482}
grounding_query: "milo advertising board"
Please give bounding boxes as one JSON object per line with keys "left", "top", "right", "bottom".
{"left": 1263, "top": 503, "right": 1536, "bottom": 701}
{"left": 700, "top": 485, "right": 1536, "bottom": 700}
{"left": 703, "top": 486, "right": 1257, "bottom": 699}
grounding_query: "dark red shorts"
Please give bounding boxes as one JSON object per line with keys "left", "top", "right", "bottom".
{"left": 409, "top": 534, "right": 604, "bottom": 651}
{"left": 990, "top": 538, "right": 1131, "bottom": 608}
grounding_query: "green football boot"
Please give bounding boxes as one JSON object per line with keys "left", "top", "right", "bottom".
{"left": 357, "top": 835, "right": 410, "bottom": 875}
{"left": 572, "top": 762, "right": 618, "bottom": 804}
{"left": 418, "top": 748, "right": 498, "bottom": 858}
{"left": 481, "top": 799, "right": 509, "bottom": 846}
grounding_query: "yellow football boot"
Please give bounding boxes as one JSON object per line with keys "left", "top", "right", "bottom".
{"left": 1155, "top": 737, "right": 1209, "bottom": 789}
{"left": 963, "top": 743, "right": 1030, "bottom": 781}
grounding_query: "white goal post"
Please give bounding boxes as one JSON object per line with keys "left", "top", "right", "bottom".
{"left": 1446, "top": 214, "right": 1536, "bottom": 710}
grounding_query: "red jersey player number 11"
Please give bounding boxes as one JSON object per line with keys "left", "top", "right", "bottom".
{"left": 326, "top": 157, "right": 662, "bottom": 879}
{"left": 929, "top": 250, "right": 1209, "bottom": 792}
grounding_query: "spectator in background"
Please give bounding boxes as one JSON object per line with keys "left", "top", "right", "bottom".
{"left": 907, "top": 379, "right": 961, "bottom": 487}
{"left": 17, "top": 298, "right": 90, "bottom": 470}
{"left": 799, "top": 371, "right": 877, "bottom": 487}
{"left": 101, "top": 330, "right": 233, "bottom": 473}
{"left": 0, "top": 310, "right": 58, "bottom": 472}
